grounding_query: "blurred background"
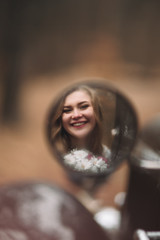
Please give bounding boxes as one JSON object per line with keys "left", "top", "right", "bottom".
{"left": 0, "top": 0, "right": 160, "bottom": 208}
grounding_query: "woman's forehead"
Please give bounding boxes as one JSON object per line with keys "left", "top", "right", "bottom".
{"left": 64, "top": 90, "right": 91, "bottom": 105}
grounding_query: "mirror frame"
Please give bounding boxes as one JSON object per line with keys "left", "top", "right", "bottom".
{"left": 46, "top": 80, "right": 138, "bottom": 179}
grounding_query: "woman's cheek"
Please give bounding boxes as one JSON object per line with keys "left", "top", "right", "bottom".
{"left": 62, "top": 115, "right": 70, "bottom": 128}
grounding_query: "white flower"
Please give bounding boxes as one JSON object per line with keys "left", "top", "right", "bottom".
{"left": 63, "top": 149, "right": 109, "bottom": 174}
{"left": 63, "top": 153, "right": 76, "bottom": 167}
{"left": 72, "top": 149, "right": 89, "bottom": 159}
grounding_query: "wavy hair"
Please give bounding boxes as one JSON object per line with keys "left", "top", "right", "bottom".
{"left": 50, "top": 84, "right": 103, "bottom": 155}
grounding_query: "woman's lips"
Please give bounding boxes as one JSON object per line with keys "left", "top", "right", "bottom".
{"left": 71, "top": 121, "right": 87, "bottom": 127}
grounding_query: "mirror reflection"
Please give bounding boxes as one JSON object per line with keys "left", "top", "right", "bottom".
{"left": 46, "top": 81, "right": 138, "bottom": 179}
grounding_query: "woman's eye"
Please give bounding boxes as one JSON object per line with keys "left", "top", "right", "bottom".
{"left": 63, "top": 109, "right": 71, "bottom": 113}
{"left": 80, "top": 104, "right": 89, "bottom": 110}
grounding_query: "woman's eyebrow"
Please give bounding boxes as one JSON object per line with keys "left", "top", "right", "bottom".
{"left": 78, "top": 101, "right": 89, "bottom": 105}
{"left": 63, "top": 105, "right": 71, "bottom": 108}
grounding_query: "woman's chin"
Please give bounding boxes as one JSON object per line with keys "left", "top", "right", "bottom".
{"left": 71, "top": 136, "right": 88, "bottom": 148}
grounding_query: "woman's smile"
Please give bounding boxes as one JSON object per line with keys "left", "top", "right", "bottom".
{"left": 71, "top": 121, "right": 88, "bottom": 127}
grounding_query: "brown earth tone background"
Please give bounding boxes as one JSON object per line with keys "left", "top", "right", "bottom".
{"left": 0, "top": 1, "right": 160, "bottom": 210}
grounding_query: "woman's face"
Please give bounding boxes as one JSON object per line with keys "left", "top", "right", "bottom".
{"left": 62, "top": 90, "right": 96, "bottom": 145}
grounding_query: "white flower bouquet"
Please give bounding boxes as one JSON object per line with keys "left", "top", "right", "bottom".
{"left": 63, "top": 149, "right": 109, "bottom": 174}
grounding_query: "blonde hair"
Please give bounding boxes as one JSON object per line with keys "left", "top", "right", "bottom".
{"left": 50, "top": 84, "right": 103, "bottom": 155}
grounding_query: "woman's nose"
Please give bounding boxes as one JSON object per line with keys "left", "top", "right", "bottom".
{"left": 72, "top": 109, "right": 82, "bottom": 118}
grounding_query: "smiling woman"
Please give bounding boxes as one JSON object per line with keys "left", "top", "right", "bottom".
{"left": 49, "top": 84, "right": 111, "bottom": 174}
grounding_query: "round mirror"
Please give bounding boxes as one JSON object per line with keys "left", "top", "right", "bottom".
{"left": 46, "top": 80, "right": 138, "bottom": 188}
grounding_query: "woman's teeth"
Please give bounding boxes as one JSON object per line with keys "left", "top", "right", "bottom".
{"left": 72, "top": 122, "right": 85, "bottom": 126}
